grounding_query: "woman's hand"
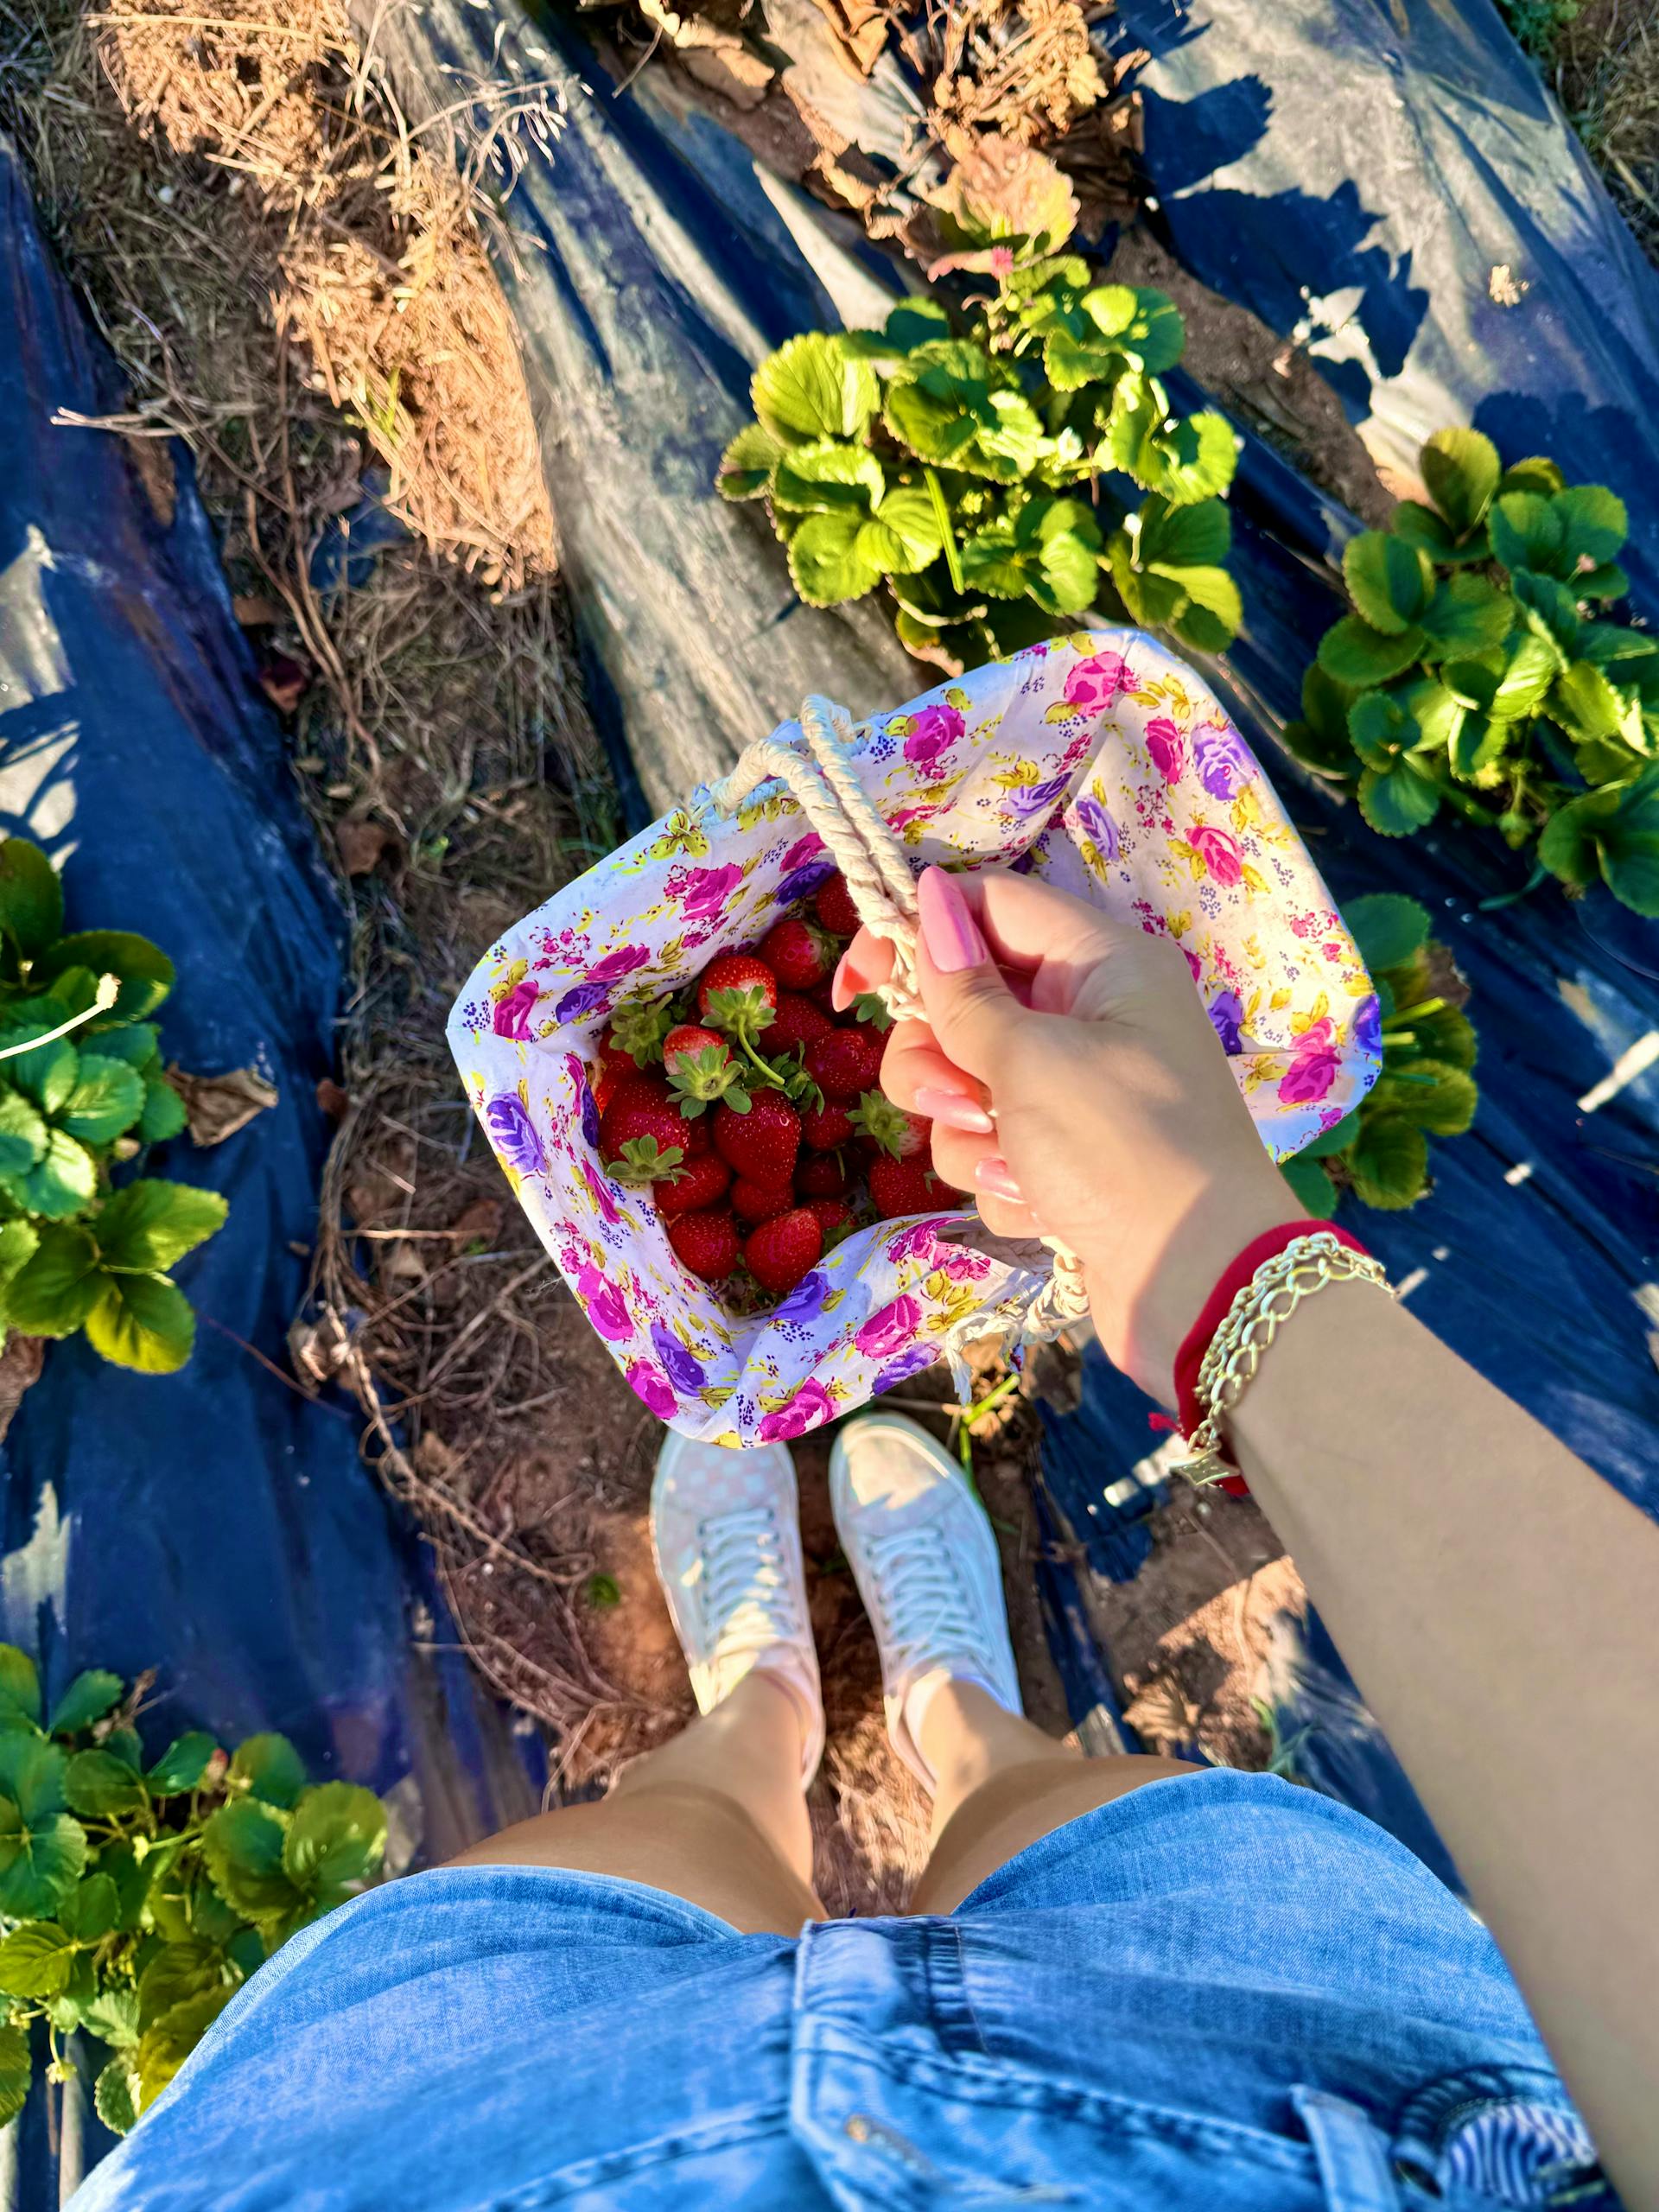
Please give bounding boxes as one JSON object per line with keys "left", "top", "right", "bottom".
{"left": 836, "top": 867, "right": 1302, "bottom": 1397}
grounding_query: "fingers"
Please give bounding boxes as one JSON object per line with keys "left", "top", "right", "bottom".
{"left": 927, "top": 1117, "right": 1044, "bottom": 1241}
{"left": 830, "top": 931, "right": 893, "bottom": 1012}
{"left": 912, "top": 868, "right": 1027, "bottom": 1083}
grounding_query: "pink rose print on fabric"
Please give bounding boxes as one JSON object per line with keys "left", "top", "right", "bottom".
{"left": 579, "top": 1159, "right": 621, "bottom": 1226}
{"left": 576, "top": 1265, "right": 633, "bottom": 1341}
{"left": 875, "top": 1345, "right": 938, "bottom": 1395}
{"left": 885, "top": 1218, "right": 953, "bottom": 1265}
{"left": 1279, "top": 1019, "right": 1341, "bottom": 1106}
{"left": 492, "top": 978, "right": 540, "bottom": 1039}
{"left": 854, "top": 1295, "right": 922, "bottom": 1360}
{"left": 1192, "top": 720, "right": 1255, "bottom": 802}
{"left": 759, "top": 1376, "right": 836, "bottom": 1442}
{"left": 1188, "top": 823, "right": 1244, "bottom": 887}
{"left": 627, "top": 1359, "right": 677, "bottom": 1421}
{"left": 1146, "top": 718, "right": 1185, "bottom": 785}
{"left": 589, "top": 944, "right": 652, "bottom": 986}
{"left": 903, "top": 703, "right": 964, "bottom": 769}
{"left": 1062, "top": 652, "right": 1135, "bottom": 713}
{"left": 651, "top": 1321, "right": 705, "bottom": 1395}
{"left": 780, "top": 835, "right": 825, "bottom": 873}
{"left": 677, "top": 864, "right": 743, "bottom": 921}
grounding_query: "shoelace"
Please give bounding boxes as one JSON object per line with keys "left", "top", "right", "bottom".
{"left": 699, "top": 1506, "right": 800, "bottom": 1658}
{"left": 864, "top": 1526, "right": 981, "bottom": 1675}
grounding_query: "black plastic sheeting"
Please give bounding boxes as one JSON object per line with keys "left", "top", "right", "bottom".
{"left": 356, "top": 0, "right": 1659, "bottom": 1877}
{"left": 0, "top": 135, "right": 539, "bottom": 2200}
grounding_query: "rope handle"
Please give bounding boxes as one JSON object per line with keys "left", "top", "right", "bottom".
{"left": 708, "top": 696, "right": 1090, "bottom": 1370}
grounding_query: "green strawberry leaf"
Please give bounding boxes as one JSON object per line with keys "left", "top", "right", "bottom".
{"left": 4, "top": 1129, "right": 98, "bottom": 1221}
{"left": 961, "top": 495, "right": 1102, "bottom": 615}
{"left": 0, "top": 1089, "right": 47, "bottom": 1177}
{"left": 137, "top": 1939, "right": 226, "bottom": 2031}
{"left": 1487, "top": 491, "right": 1564, "bottom": 576}
{"left": 1371, "top": 1058, "right": 1478, "bottom": 1137}
{"left": 0, "top": 840, "right": 62, "bottom": 962}
{"left": 0, "top": 1014, "right": 78, "bottom": 1116}
{"left": 4, "top": 1224, "right": 103, "bottom": 1338}
{"left": 1553, "top": 484, "right": 1627, "bottom": 567}
{"left": 1343, "top": 531, "right": 1434, "bottom": 634}
{"left": 1343, "top": 894, "right": 1430, "bottom": 974}
{"left": 1497, "top": 455, "right": 1567, "bottom": 498}
{"left": 1346, "top": 1114, "right": 1429, "bottom": 1209}
{"left": 770, "top": 440, "right": 885, "bottom": 515}
{"left": 751, "top": 334, "right": 879, "bottom": 446}
{"left": 92, "top": 1179, "right": 229, "bottom": 1272}
{"left": 94, "top": 2056, "right": 139, "bottom": 2137}
{"left": 230, "top": 1732, "right": 307, "bottom": 1808}
{"left": 46, "top": 1669, "right": 123, "bottom": 1738}
{"left": 0, "top": 1921, "right": 77, "bottom": 1997}
{"left": 1538, "top": 766, "right": 1659, "bottom": 916}
{"left": 1549, "top": 660, "right": 1634, "bottom": 747}
{"left": 202, "top": 1798, "right": 301, "bottom": 1924}
{"left": 65, "top": 1749, "right": 149, "bottom": 1818}
{"left": 1317, "top": 617, "right": 1426, "bottom": 690}
{"left": 59, "top": 1871, "right": 120, "bottom": 1942}
{"left": 0, "top": 1813, "right": 86, "bottom": 1917}
{"left": 1357, "top": 758, "right": 1441, "bottom": 837}
{"left": 138, "top": 1073, "right": 189, "bottom": 1144}
{"left": 1346, "top": 690, "right": 1421, "bottom": 772}
{"left": 1280, "top": 1154, "right": 1338, "bottom": 1218}
{"left": 1408, "top": 1003, "right": 1479, "bottom": 1071}
{"left": 785, "top": 511, "right": 886, "bottom": 606}
{"left": 715, "top": 423, "right": 784, "bottom": 502}
{"left": 58, "top": 1054, "right": 145, "bottom": 1143}
{"left": 1304, "top": 1108, "right": 1364, "bottom": 1160}
{"left": 1490, "top": 632, "right": 1562, "bottom": 719}
{"left": 0, "top": 2024, "right": 29, "bottom": 2129}
{"left": 283, "top": 1781, "right": 386, "bottom": 1908}
{"left": 0, "top": 1645, "right": 41, "bottom": 1730}
{"left": 1448, "top": 713, "right": 1510, "bottom": 782}
{"left": 134, "top": 1986, "right": 234, "bottom": 2110}
{"left": 1136, "top": 411, "right": 1238, "bottom": 506}
{"left": 89, "top": 1022, "right": 161, "bottom": 1071}
{"left": 1416, "top": 575, "right": 1514, "bottom": 660}
{"left": 1421, "top": 427, "right": 1500, "bottom": 536}
{"left": 35, "top": 932, "right": 175, "bottom": 1022}
{"left": 84, "top": 1274, "right": 196, "bottom": 1374}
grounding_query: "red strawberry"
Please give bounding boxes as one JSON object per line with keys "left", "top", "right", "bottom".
{"left": 601, "top": 1086, "right": 690, "bottom": 1185}
{"left": 653, "top": 1151, "right": 730, "bottom": 1217}
{"left": 804, "top": 1197, "right": 852, "bottom": 1243}
{"left": 814, "top": 871, "right": 861, "bottom": 938}
{"left": 663, "top": 1023, "right": 750, "bottom": 1116}
{"left": 744, "top": 1208, "right": 823, "bottom": 1297}
{"left": 732, "top": 1177, "right": 795, "bottom": 1224}
{"left": 797, "top": 1151, "right": 849, "bottom": 1198}
{"left": 667, "top": 1208, "right": 741, "bottom": 1281}
{"left": 697, "top": 953, "right": 777, "bottom": 1029}
{"left": 868, "top": 1154, "right": 963, "bottom": 1219}
{"left": 759, "top": 916, "right": 837, "bottom": 991}
{"left": 809, "top": 979, "right": 840, "bottom": 1016}
{"left": 800, "top": 1100, "right": 854, "bottom": 1151}
{"left": 850, "top": 1090, "right": 931, "bottom": 1160}
{"left": 768, "top": 991, "right": 834, "bottom": 1057}
{"left": 804, "top": 1027, "right": 885, "bottom": 1103}
{"left": 714, "top": 1090, "right": 800, "bottom": 1183}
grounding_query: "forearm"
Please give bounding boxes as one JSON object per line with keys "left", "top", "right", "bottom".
{"left": 1232, "top": 1285, "right": 1659, "bottom": 2202}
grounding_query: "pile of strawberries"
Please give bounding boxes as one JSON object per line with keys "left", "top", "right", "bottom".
{"left": 591, "top": 870, "right": 963, "bottom": 1303}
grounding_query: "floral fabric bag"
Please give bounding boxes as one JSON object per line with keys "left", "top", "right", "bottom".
{"left": 448, "top": 628, "right": 1379, "bottom": 1446}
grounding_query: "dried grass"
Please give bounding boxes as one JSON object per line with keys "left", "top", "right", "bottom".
{"left": 1556, "top": 0, "right": 1659, "bottom": 263}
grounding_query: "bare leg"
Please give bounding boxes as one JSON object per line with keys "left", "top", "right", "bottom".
{"left": 909, "top": 1680, "right": 1199, "bottom": 1915}
{"left": 449, "top": 1671, "right": 824, "bottom": 1936}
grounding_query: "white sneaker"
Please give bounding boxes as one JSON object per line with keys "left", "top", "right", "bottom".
{"left": 828, "top": 1412, "right": 1022, "bottom": 1787}
{"left": 651, "top": 1432, "right": 824, "bottom": 1783}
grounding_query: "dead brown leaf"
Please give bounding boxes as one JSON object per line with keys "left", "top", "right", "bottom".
{"left": 168, "top": 1063, "right": 278, "bottom": 1147}
{"left": 336, "top": 815, "right": 399, "bottom": 877}
{"left": 448, "top": 1196, "right": 503, "bottom": 1243}
{"left": 0, "top": 1335, "right": 46, "bottom": 1449}
{"left": 315, "top": 1077, "right": 351, "bottom": 1122}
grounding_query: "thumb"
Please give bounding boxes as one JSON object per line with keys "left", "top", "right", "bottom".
{"left": 913, "top": 867, "right": 1026, "bottom": 1080}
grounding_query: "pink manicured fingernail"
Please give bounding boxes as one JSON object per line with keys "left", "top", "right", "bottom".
{"left": 915, "top": 1084, "right": 995, "bottom": 1135}
{"left": 918, "top": 867, "right": 989, "bottom": 973}
{"left": 830, "top": 949, "right": 856, "bottom": 1012}
{"left": 974, "top": 1155, "right": 1024, "bottom": 1202}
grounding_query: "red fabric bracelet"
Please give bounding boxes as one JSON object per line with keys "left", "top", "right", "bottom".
{"left": 1173, "top": 1220, "right": 1374, "bottom": 1497}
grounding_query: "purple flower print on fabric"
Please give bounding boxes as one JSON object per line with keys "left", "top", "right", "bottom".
{"left": 758, "top": 1377, "right": 835, "bottom": 1442}
{"left": 1192, "top": 720, "right": 1255, "bottom": 802}
{"left": 1073, "top": 793, "right": 1120, "bottom": 861}
{"left": 651, "top": 1321, "right": 705, "bottom": 1395}
{"left": 484, "top": 1094, "right": 544, "bottom": 1176}
{"left": 1207, "top": 988, "right": 1245, "bottom": 1057}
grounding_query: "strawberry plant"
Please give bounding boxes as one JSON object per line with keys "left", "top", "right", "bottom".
{"left": 0, "top": 836, "right": 226, "bottom": 1371}
{"left": 1283, "top": 430, "right": 1659, "bottom": 915}
{"left": 716, "top": 167, "right": 1241, "bottom": 671}
{"left": 0, "top": 1647, "right": 386, "bottom": 2138}
{"left": 1281, "top": 894, "right": 1478, "bottom": 1214}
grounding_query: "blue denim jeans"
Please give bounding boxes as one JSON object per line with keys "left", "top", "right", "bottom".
{"left": 73, "top": 1771, "right": 1615, "bottom": 2210}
